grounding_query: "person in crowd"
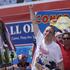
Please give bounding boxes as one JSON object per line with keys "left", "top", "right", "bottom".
{"left": 0, "top": 19, "right": 15, "bottom": 68}
{"left": 56, "top": 31, "right": 70, "bottom": 70}
{"left": 0, "top": 19, "right": 15, "bottom": 50}
{"left": 62, "top": 32, "right": 70, "bottom": 70}
{"left": 17, "top": 54, "right": 29, "bottom": 70}
{"left": 29, "top": 5, "right": 64, "bottom": 70}
{"left": 55, "top": 31, "right": 63, "bottom": 44}
{"left": 53, "top": 16, "right": 70, "bottom": 70}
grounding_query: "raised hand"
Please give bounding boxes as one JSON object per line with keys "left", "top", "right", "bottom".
{"left": 29, "top": 5, "right": 36, "bottom": 21}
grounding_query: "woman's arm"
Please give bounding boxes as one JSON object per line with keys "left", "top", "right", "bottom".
{"left": 2, "top": 23, "right": 15, "bottom": 50}
{"left": 29, "top": 5, "right": 40, "bottom": 36}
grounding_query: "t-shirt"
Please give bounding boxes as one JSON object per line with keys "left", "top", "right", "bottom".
{"left": 32, "top": 30, "right": 63, "bottom": 70}
{"left": 58, "top": 42, "right": 70, "bottom": 70}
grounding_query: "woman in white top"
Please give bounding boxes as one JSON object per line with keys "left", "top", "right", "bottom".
{"left": 29, "top": 5, "right": 64, "bottom": 70}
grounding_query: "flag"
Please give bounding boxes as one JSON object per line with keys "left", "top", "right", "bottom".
{"left": 53, "top": 16, "right": 70, "bottom": 31}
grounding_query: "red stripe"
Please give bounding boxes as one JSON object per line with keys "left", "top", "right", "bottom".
{"left": 0, "top": 1, "right": 70, "bottom": 23}
{"left": 2, "top": 13, "right": 30, "bottom": 23}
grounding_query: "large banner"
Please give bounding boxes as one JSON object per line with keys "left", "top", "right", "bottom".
{"left": 6, "top": 10, "right": 70, "bottom": 45}
{"left": 36, "top": 10, "right": 70, "bottom": 33}
{"left": 6, "top": 21, "right": 34, "bottom": 45}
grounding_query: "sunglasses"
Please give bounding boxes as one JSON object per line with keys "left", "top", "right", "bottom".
{"left": 63, "top": 38, "right": 70, "bottom": 40}
{"left": 62, "top": 33, "right": 70, "bottom": 40}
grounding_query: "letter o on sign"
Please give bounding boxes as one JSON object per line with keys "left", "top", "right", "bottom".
{"left": 42, "top": 15, "right": 48, "bottom": 23}
{"left": 23, "top": 24, "right": 30, "bottom": 33}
